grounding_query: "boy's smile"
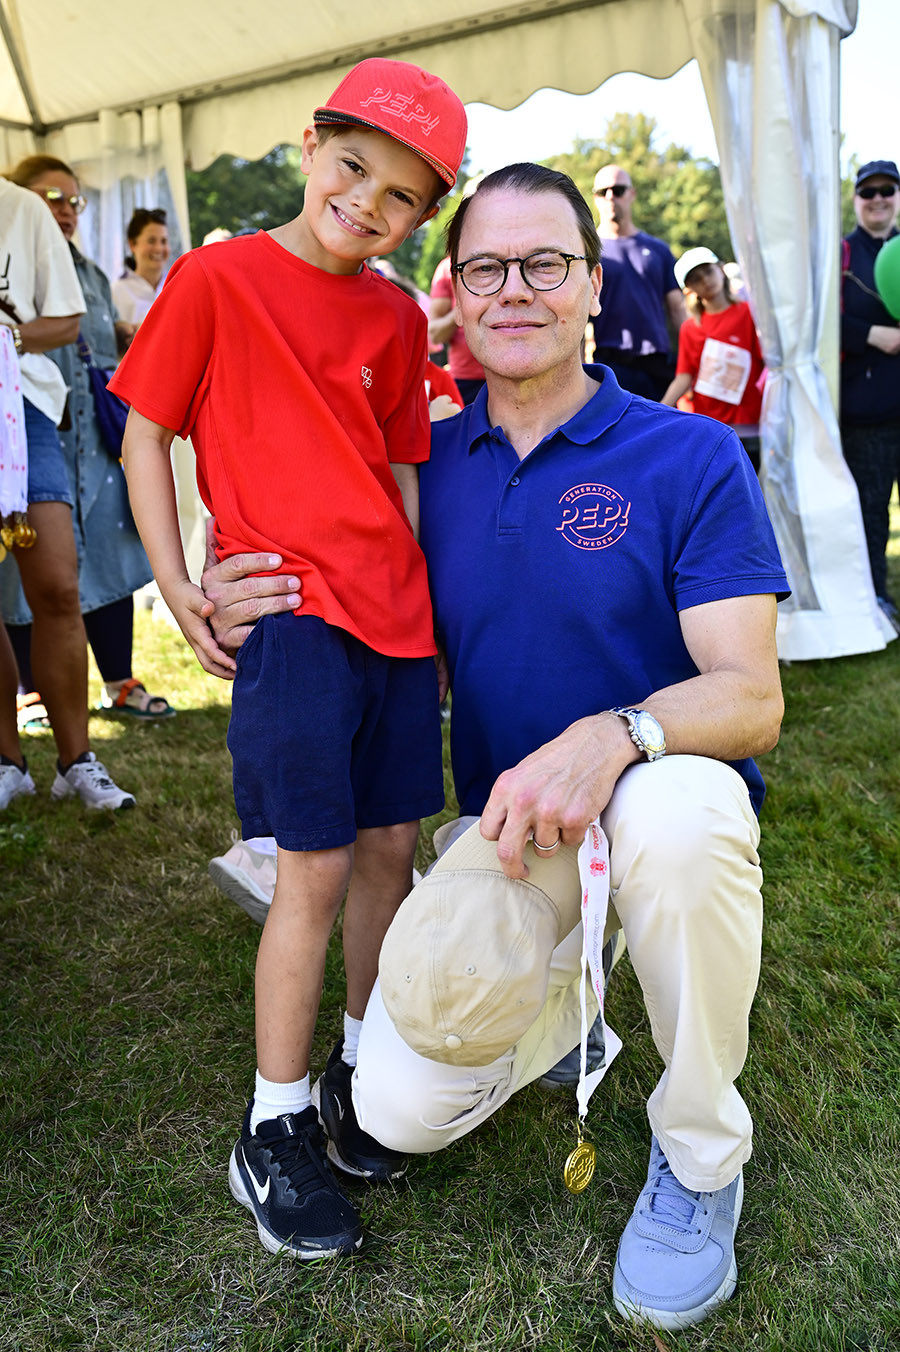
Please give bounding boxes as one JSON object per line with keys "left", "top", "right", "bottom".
{"left": 288, "top": 126, "right": 440, "bottom": 274}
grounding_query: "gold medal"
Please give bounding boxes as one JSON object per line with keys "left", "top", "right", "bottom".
{"left": 563, "top": 1119, "right": 596, "bottom": 1194}
{"left": 0, "top": 541, "right": 5, "bottom": 563}
{"left": 13, "top": 513, "right": 36, "bottom": 548}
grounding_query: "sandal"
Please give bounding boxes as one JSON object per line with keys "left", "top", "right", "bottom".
{"left": 16, "top": 691, "right": 51, "bottom": 733}
{"left": 100, "top": 677, "right": 177, "bottom": 719}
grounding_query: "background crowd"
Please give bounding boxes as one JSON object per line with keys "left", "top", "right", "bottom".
{"left": 2, "top": 139, "right": 898, "bottom": 813}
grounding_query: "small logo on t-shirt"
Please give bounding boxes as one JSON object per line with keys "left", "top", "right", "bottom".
{"left": 556, "top": 483, "right": 630, "bottom": 551}
{"left": 361, "top": 366, "right": 373, "bottom": 389}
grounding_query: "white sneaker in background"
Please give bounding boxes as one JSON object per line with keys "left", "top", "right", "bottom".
{"left": 50, "top": 752, "right": 135, "bottom": 811}
{"left": 0, "top": 761, "right": 36, "bottom": 810}
{"left": 208, "top": 832, "right": 277, "bottom": 925}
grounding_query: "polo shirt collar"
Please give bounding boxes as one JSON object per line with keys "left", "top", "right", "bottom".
{"left": 463, "top": 363, "right": 633, "bottom": 455}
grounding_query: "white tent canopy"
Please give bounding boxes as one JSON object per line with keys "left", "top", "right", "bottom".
{"left": 2, "top": 0, "right": 887, "bottom": 660}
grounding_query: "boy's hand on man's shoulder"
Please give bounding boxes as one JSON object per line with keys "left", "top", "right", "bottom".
{"left": 200, "top": 520, "right": 301, "bottom": 656}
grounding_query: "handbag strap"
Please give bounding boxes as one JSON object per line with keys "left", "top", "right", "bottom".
{"left": 0, "top": 296, "right": 22, "bottom": 325}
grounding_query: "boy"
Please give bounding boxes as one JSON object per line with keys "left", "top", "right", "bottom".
{"left": 110, "top": 59, "right": 466, "bottom": 1260}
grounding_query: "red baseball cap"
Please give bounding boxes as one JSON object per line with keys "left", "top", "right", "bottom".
{"left": 314, "top": 58, "right": 467, "bottom": 193}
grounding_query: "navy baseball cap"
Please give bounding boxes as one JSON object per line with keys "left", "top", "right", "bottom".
{"left": 855, "top": 160, "right": 900, "bottom": 191}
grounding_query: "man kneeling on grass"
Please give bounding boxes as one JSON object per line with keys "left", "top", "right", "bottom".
{"left": 203, "top": 163, "right": 788, "bottom": 1332}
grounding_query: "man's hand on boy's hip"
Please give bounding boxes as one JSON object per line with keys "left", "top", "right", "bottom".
{"left": 201, "top": 519, "right": 302, "bottom": 657}
{"left": 162, "top": 575, "right": 240, "bottom": 681}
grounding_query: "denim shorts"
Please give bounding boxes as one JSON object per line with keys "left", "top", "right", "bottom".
{"left": 24, "top": 398, "right": 73, "bottom": 506}
{"left": 227, "top": 613, "right": 445, "bottom": 851}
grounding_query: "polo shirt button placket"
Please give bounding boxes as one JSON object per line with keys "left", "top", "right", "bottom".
{"left": 498, "top": 468, "right": 527, "bottom": 534}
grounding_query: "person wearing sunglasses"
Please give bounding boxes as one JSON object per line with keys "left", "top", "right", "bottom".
{"left": 1, "top": 154, "right": 173, "bottom": 733}
{"left": 840, "top": 159, "right": 900, "bottom": 634}
{"left": 588, "top": 165, "right": 686, "bottom": 401}
{"left": 0, "top": 164, "right": 135, "bottom": 810}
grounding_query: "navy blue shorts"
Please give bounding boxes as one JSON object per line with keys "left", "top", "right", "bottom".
{"left": 24, "top": 398, "right": 73, "bottom": 506}
{"left": 227, "top": 614, "right": 444, "bottom": 851}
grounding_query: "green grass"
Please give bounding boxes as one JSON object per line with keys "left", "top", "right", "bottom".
{"left": 2, "top": 517, "right": 899, "bottom": 1352}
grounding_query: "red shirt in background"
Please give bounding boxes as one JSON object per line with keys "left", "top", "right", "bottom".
{"left": 430, "top": 256, "right": 485, "bottom": 383}
{"left": 675, "top": 301, "right": 764, "bottom": 425}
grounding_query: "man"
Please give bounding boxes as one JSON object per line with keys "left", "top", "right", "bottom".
{"left": 202, "top": 163, "right": 787, "bottom": 1331}
{"left": 589, "top": 164, "right": 686, "bottom": 399}
{"left": 840, "top": 158, "right": 900, "bottom": 632}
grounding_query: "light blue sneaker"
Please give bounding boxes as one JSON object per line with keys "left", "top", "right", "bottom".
{"left": 613, "top": 1136, "right": 743, "bottom": 1330}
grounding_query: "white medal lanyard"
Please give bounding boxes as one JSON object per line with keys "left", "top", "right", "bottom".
{"left": 575, "top": 819, "right": 623, "bottom": 1121}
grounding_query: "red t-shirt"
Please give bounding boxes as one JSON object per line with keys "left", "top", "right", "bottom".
{"left": 675, "top": 301, "right": 764, "bottom": 425}
{"left": 111, "top": 233, "right": 436, "bottom": 658}
{"left": 430, "top": 256, "right": 485, "bottom": 382}
{"left": 425, "top": 360, "right": 463, "bottom": 405}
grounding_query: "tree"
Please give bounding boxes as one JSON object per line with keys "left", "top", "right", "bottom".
{"left": 412, "top": 196, "right": 460, "bottom": 292}
{"left": 185, "top": 145, "right": 306, "bottom": 247}
{"left": 841, "top": 153, "right": 861, "bottom": 237}
{"left": 543, "top": 113, "right": 733, "bottom": 262}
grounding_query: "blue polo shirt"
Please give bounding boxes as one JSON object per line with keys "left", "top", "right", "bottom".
{"left": 420, "top": 366, "right": 789, "bottom": 819}
{"left": 590, "top": 232, "right": 678, "bottom": 356}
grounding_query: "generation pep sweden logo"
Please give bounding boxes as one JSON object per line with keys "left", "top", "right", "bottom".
{"left": 556, "top": 483, "right": 630, "bottom": 551}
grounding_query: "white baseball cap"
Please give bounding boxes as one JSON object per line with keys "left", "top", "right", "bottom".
{"left": 378, "top": 822, "right": 584, "bottom": 1066}
{"left": 674, "top": 246, "right": 720, "bottom": 291}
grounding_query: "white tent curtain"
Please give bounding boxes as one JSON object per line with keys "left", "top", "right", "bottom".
{"left": 41, "top": 102, "right": 190, "bottom": 285}
{"left": 44, "top": 106, "right": 202, "bottom": 584}
{"left": 686, "top": 0, "right": 890, "bottom": 657}
{"left": 2, "top": 100, "right": 189, "bottom": 303}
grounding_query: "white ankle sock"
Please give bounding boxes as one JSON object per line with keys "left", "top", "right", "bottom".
{"left": 250, "top": 1071, "right": 310, "bottom": 1132}
{"left": 342, "top": 1012, "right": 363, "bottom": 1067}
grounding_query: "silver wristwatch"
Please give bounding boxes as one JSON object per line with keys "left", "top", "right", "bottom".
{"left": 608, "top": 706, "right": 666, "bottom": 761}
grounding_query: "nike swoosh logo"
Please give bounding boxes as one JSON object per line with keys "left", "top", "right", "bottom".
{"left": 331, "top": 1092, "right": 344, "bottom": 1122}
{"left": 248, "top": 1169, "right": 270, "bottom": 1204}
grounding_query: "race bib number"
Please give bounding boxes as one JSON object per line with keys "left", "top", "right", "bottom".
{"left": 694, "top": 337, "right": 751, "bottom": 405}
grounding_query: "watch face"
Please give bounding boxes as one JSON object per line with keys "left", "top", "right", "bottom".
{"left": 634, "top": 710, "right": 665, "bottom": 754}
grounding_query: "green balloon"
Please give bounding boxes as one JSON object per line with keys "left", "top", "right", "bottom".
{"left": 874, "top": 234, "right": 900, "bottom": 320}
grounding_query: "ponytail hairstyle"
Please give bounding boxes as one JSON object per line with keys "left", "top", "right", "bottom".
{"left": 123, "top": 207, "right": 167, "bottom": 270}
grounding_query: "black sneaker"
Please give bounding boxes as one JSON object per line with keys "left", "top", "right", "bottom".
{"left": 228, "top": 1102, "right": 362, "bottom": 1258}
{"left": 312, "top": 1041, "right": 408, "bottom": 1183}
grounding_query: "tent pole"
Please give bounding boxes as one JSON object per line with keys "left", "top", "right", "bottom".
{"left": 0, "top": 6, "right": 44, "bottom": 135}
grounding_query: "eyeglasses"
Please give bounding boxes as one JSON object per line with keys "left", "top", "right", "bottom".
{"left": 452, "top": 251, "right": 590, "bottom": 296}
{"left": 593, "top": 183, "right": 629, "bottom": 198}
{"left": 37, "top": 187, "right": 87, "bottom": 213}
{"left": 857, "top": 184, "right": 898, "bottom": 200}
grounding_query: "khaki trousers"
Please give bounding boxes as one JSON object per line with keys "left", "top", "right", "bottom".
{"left": 354, "top": 755, "right": 763, "bottom": 1191}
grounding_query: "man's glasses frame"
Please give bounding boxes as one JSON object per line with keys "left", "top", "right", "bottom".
{"left": 37, "top": 187, "right": 88, "bottom": 214}
{"left": 452, "top": 251, "right": 590, "bottom": 296}
{"left": 593, "top": 183, "right": 629, "bottom": 199}
{"left": 856, "top": 184, "right": 899, "bottom": 200}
